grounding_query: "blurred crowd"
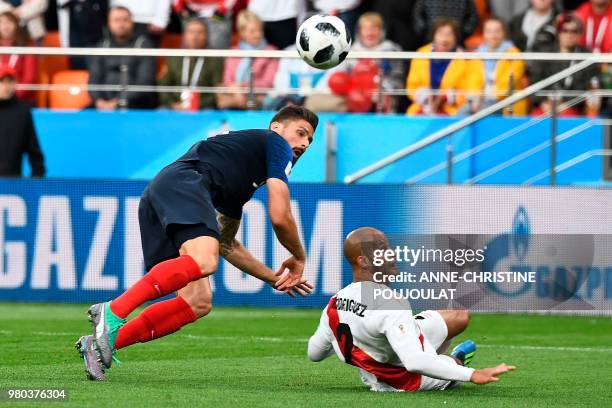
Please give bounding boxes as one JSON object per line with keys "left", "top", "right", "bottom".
{"left": 0, "top": 0, "right": 610, "bottom": 117}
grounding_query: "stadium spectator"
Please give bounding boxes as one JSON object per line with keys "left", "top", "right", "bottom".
{"left": 217, "top": 10, "right": 278, "bottom": 109}
{"left": 159, "top": 17, "right": 223, "bottom": 110}
{"left": 263, "top": 45, "right": 342, "bottom": 111}
{"left": 248, "top": 0, "right": 303, "bottom": 50}
{"left": 574, "top": 0, "right": 611, "bottom": 53}
{"left": 371, "top": 0, "right": 417, "bottom": 112}
{"left": 406, "top": 18, "right": 468, "bottom": 115}
{"left": 0, "top": 65, "right": 45, "bottom": 177}
{"left": 172, "top": 0, "right": 236, "bottom": 49}
{"left": 110, "top": 0, "right": 172, "bottom": 46}
{"left": 0, "top": 11, "right": 37, "bottom": 104}
{"left": 463, "top": 0, "right": 490, "bottom": 50}
{"left": 465, "top": 17, "right": 528, "bottom": 116}
{"left": 372, "top": 0, "right": 419, "bottom": 52}
{"left": 412, "top": 0, "right": 480, "bottom": 47}
{"left": 57, "top": 0, "right": 109, "bottom": 69}
{"left": 488, "top": 0, "right": 530, "bottom": 25}
{"left": 88, "top": 6, "right": 157, "bottom": 110}
{"left": 350, "top": 12, "right": 403, "bottom": 112}
{"left": 0, "top": 0, "right": 47, "bottom": 43}
{"left": 508, "top": 0, "right": 559, "bottom": 52}
{"left": 530, "top": 13, "right": 600, "bottom": 116}
{"left": 311, "top": 0, "right": 361, "bottom": 37}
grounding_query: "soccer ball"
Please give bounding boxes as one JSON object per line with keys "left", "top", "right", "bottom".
{"left": 296, "top": 14, "right": 351, "bottom": 70}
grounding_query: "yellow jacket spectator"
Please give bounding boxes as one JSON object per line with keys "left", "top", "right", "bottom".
{"left": 406, "top": 19, "right": 468, "bottom": 115}
{"left": 466, "top": 17, "right": 528, "bottom": 116}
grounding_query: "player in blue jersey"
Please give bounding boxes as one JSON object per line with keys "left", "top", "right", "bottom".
{"left": 76, "top": 106, "right": 318, "bottom": 380}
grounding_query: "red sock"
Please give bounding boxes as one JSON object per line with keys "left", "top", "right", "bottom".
{"left": 114, "top": 296, "right": 197, "bottom": 350}
{"left": 110, "top": 255, "right": 202, "bottom": 319}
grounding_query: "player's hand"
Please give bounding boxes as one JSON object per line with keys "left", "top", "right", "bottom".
{"left": 470, "top": 364, "right": 516, "bottom": 384}
{"left": 275, "top": 256, "right": 307, "bottom": 292}
{"left": 276, "top": 278, "right": 314, "bottom": 298}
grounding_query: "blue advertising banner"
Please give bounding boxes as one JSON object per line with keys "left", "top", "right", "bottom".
{"left": 1, "top": 179, "right": 611, "bottom": 313}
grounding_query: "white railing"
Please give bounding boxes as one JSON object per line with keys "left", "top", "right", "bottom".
{"left": 2, "top": 45, "right": 609, "bottom": 186}
{"left": 1, "top": 46, "right": 612, "bottom": 62}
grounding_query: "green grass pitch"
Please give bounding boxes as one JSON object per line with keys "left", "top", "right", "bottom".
{"left": 0, "top": 303, "right": 611, "bottom": 407}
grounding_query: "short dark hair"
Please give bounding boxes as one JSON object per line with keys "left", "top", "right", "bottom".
{"left": 430, "top": 17, "right": 461, "bottom": 43}
{"left": 270, "top": 106, "right": 319, "bottom": 132}
{"left": 185, "top": 17, "right": 208, "bottom": 33}
{"left": 109, "top": 5, "right": 132, "bottom": 16}
{"left": 556, "top": 12, "right": 583, "bottom": 34}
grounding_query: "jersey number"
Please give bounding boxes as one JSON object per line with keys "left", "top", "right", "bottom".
{"left": 336, "top": 323, "right": 354, "bottom": 365}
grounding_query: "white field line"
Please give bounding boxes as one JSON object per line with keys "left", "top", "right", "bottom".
{"left": 478, "top": 344, "right": 612, "bottom": 353}
{"left": 0, "top": 330, "right": 609, "bottom": 353}
{"left": 32, "top": 331, "right": 81, "bottom": 336}
{"left": 181, "top": 334, "right": 302, "bottom": 343}
{"left": 180, "top": 334, "right": 612, "bottom": 353}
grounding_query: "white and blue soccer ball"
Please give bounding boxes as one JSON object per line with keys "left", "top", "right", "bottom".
{"left": 296, "top": 14, "right": 352, "bottom": 70}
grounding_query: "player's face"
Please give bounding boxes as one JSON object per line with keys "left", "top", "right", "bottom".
{"left": 273, "top": 119, "right": 314, "bottom": 160}
{"left": 372, "top": 235, "right": 398, "bottom": 276}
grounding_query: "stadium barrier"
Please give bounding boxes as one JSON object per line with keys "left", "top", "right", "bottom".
{"left": 3, "top": 46, "right": 611, "bottom": 187}
{"left": 1, "top": 179, "right": 611, "bottom": 315}
{"left": 30, "top": 110, "right": 604, "bottom": 185}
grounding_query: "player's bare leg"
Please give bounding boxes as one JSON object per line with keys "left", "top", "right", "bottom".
{"left": 87, "top": 235, "right": 219, "bottom": 369}
{"left": 177, "top": 276, "right": 213, "bottom": 318}
{"left": 178, "top": 236, "right": 220, "bottom": 280}
{"left": 433, "top": 309, "right": 476, "bottom": 367}
{"left": 437, "top": 309, "right": 470, "bottom": 339}
{"left": 429, "top": 309, "right": 474, "bottom": 367}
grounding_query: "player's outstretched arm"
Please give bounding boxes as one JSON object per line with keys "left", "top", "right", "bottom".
{"left": 386, "top": 315, "right": 516, "bottom": 384}
{"left": 217, "top": 212, "right": 313, "bottom": 297}
{"left": 267, "top": 178, "right": 307, "bottom": 291}
{"left": 226, "top": 239, "right": 313, "bottom": 297}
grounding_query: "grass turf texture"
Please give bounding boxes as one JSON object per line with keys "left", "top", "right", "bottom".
{"left": 0, "top": 304, "right": 611, "bottom": 407}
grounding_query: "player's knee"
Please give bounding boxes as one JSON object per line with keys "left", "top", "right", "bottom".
{"left": 189, "top": 298, "right": 213, "bottom": 318}
{"left": 199, "top": 256, "right": 218, "bottom": 277}
{"left": 179, "top": 237, "right": 219, "bottom": 277}
{"left": 456, "top": 309, "right": 470, "bottom": 331}
{"left": 190, "top": 254, "right": 218, "bottom": 277}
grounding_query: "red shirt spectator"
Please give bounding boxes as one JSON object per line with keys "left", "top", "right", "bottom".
{"left": 0, "top": 11, "right": 37, "bottom": 104}
{"left": 575, "top": 0, "right": 612, "bottom": 53}
{"left": 173, "top": 0, "right": 236, "bottom": 17}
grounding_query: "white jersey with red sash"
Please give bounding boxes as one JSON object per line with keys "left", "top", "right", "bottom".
{"left": 308, "top": 281, "right": 474, "bottom": 391}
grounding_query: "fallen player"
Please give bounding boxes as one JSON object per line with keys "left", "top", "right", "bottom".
{"left": 308, "top": 227, "right": 515, "bottom": 391}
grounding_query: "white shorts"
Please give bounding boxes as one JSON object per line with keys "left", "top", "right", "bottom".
{"left": 413, "top": 310, "right": 449, "bottom": 352}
